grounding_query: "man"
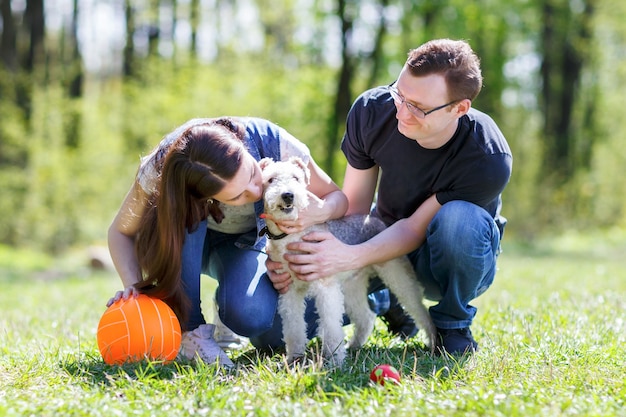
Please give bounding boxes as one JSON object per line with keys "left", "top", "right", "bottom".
{"left": 269, "top": 39, "right": 512, "bottom": 355}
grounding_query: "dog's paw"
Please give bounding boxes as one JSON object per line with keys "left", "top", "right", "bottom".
{"left": 286, "top": 354, "right": 306, "bottom": 368}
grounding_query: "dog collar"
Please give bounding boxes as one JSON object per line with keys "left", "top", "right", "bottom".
{"left": 259, "top": 226, "right": 288, "bottom": 240}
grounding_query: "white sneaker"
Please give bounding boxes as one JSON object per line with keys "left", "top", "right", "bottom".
{"left": 213, "top": 304, "right": 249, "bottom": 351}
{"left": 179, "top": 324, "right": 234, "bottom": 368}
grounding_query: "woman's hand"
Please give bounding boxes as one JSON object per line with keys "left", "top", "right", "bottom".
{"left": 265, "top": 258, "right": 292, "bottom": 294}
{"left": 263, "top": 191, "right": 327, "bottom": 234}
{"left": 106, "top": 286, "right": 140, "bottom": 307}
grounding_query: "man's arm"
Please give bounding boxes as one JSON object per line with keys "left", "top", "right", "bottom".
{"left": 354, "top": 193, "right": 441, "bottom": 265}
{"left": 284, "top": 191, "right": 442, "bottom": 281}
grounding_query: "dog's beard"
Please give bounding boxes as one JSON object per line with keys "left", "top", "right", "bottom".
{"left": 263, "top": 183, "right": 309, "bottom": 222}
{"left": 264, "top": 200, "right": 299, "bottom": 221}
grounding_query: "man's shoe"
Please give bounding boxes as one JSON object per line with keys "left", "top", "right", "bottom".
{"left": 179, "top": 324, "right": 234, "bottom": 368}
{"left": 436, "top": 327, "right": 478, "bottom": 355}
{"left": 380, "top": 294, "right": 418, "bottom": 340}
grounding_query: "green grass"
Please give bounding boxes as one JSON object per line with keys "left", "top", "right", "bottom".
{"left": 1, "top": 231, "right": 625, "bottom": 416}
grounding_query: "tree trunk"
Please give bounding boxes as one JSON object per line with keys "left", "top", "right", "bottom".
{"left": 539, "top": 0, "right": 595, "bottom": 184}
{"left": 123, "top": 0, "right": 136, "bottom": 77}
{"left": 0, "top": 0, "right": 17, "bottom": 70}
{"left": 148, "top": 0, "right": 160, "bottom": 58}
{"left": 190, "top": 0, "right": 199, "bottom": 59}
{"left": 25, "top": 0, "right": 45, "bottom": 72}
{"left": 470, "top": 24, "right": 507, "bottom": 118}
{"left": 366, "top": 0, "right": 389, "bottom": 88}
{"left": 324, "top": 0, "right": 354, "bottom": 178}
{"left": 67, "top": 0, "right": 83, "bottom": 98}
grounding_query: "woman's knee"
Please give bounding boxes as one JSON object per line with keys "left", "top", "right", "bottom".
{"left": 208, "top": 244, "right": 277, "bottom": 337}
{"left": 217, "top": 288, "right": 278, "bottom": 337}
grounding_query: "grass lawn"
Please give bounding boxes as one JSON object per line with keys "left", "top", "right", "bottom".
{"left": 1, "top": 230, "right": 625, "bottom": 416}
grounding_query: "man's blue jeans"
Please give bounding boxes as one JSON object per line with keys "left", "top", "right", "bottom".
{"left": 409, "top": 201, "right": 501, "bottom": 329}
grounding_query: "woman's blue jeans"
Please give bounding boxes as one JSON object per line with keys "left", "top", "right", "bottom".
{"left": 181, "top": 200, "right": 501, "bottom": 348}
{"left": 181, "top": 221, "right": 322, "bottom": 349}
{"left": 181, "top": 221, "right": 278, "bottom": 336}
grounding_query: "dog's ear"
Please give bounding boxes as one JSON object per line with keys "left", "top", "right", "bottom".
{"left": 259, "top": 157, "right": 274, "bottom": 171}
{"left": 289, "top": 156, "right": 310, "bottom": 184}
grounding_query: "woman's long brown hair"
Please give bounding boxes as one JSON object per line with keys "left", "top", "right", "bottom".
{"left": 133, "top": 119, "right": 245, "bottom": 324}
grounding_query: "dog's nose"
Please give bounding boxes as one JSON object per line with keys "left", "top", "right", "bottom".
{"left": 281, "top": 192, "right": 294, "bottom": 205}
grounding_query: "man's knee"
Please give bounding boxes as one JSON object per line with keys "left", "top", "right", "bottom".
{"left": 429, "top": 201, "right": 495, "bottom": 248}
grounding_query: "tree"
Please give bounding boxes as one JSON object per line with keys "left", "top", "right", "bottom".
{"left": 539, "top": 0, "right": 596, "bottom": 184}
{"left": 324, "top": 0, "right": 355, "bottom": 178}
{"left": 123, "top": 0, "right": 137, "bottom": 78}
{"left": 66, "top": 0, "right": 83, "bottom": 99}
{"left": 148, "top": 0, "right": 160, "bottom": 57}
{"left": 25, "top": 0, "right": 45, "bottom": 72}
{"left": 190, "top": 0, "right": 200, "bottom": 59}
{"left": 0, "top": 0, "right": 17, "bottom": 70}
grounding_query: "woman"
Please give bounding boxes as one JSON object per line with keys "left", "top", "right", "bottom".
{"left": 107, "top": 117, "right": 348, "bottom": 367}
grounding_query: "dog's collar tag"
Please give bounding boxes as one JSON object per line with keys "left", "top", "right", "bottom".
{"left": 259, "top": 226, "right": 288, "bottom": 240}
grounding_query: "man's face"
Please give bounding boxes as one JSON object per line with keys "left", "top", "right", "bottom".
{"left": 392, "top": 68, "right": 466, "bottom": 149}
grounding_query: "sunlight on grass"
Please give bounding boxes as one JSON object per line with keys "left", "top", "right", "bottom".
{"left": 1, "top": 231, "right": 625, "bottom": 416}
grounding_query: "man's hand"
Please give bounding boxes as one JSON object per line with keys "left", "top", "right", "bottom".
{"left": 283, "top": 231, "right": 359, "bottom": 281}
{"left": 265, "top": 258, "right": 292, "bottom": 294}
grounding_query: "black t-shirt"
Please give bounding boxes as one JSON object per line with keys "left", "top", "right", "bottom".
{"left": 341, "top": 85, "right": 512, "bottom": 233}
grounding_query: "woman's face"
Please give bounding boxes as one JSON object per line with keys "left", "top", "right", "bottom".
{"left": 212, "top": 153, "right": 263, "bottom": 205}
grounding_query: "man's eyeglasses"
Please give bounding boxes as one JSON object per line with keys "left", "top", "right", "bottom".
{"left": 388, "top": 84, "right": 459, "bottom": 119}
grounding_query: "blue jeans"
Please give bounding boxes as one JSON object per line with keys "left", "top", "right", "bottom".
{"left": 181, "top": 221, "right": 322, "bottom": 342}
{"left": 409, "top": 201, "right": 501, "bottom": 329}
{"left": 182, "top": 221, "right": 271, "bottom": 334}
{"left": 183, "top": 200, "right": 500, "bottom": 348}
{"left": 251, "top": 201, "right": 501, "bottom": 348}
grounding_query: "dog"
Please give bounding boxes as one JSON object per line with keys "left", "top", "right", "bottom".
{"left": 259, "top": 156, "right": 436, "bottom": 366}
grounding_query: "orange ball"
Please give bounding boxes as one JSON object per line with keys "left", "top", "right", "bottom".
{"left": 97, "top": 294, "right": 182, "bottom": 365}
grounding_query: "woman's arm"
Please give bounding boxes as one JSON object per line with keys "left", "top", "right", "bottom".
{"left": 269, "top": 157, "right": 348, "bottom": 233}
{"left": 106, "top": 181, "right": 149, "bottom": 305}
{"left": 305, "top": 156, "right": 349, "bottom": 219}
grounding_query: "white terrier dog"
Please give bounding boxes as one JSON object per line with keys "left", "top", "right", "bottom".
{"left": 260, "top": 157, "right": 436, "bottom": 366}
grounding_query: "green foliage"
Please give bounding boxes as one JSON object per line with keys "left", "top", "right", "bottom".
{"left": 1, "top": 0, "right": 626, "bottom": 251}
{"left": 1, "top": 234, "right": 625, "bottom": 416}
{"left": 0, "top": 59, "right": 339, "bottom": 250}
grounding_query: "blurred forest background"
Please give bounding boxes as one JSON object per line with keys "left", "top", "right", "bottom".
{"left": 1, "top": 0, "right": 625, "bottom": 254}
